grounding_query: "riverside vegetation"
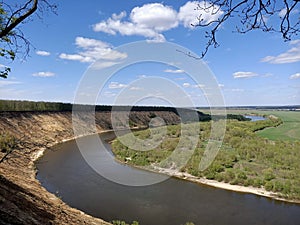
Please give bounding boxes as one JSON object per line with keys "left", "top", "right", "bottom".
{"left": 112, "top": 113, "right": 300, "bottom": 201}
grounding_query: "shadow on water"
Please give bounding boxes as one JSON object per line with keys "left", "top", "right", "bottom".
{"left": 36, "top": 132, "right": 300, "bottom": 225}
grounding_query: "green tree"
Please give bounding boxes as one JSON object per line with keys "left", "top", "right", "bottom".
{"left": 0, "top": 0, "right": 57, "bottom": 78}
{"left": 0, "top": 132, "right": 17, "bottom": 163}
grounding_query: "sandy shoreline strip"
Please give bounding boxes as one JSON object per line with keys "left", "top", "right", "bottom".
{"left": 146, "top": 166, "right": 300, "bottom": 204}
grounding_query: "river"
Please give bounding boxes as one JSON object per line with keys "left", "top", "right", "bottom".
{"left": 244, "top": 115, "right": 266, "bottom": 121}
{"left": 36, "top": 131, "right": 300, "bottom": 225}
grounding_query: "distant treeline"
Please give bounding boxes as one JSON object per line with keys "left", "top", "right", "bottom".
{"left": 0, "top": 100, "right": 73, "bottom": 112}
{"left": 0, "top": 100, "right": 250, "bottom": 121}
{"left": 198, "top": 105, "right": 300, "bottom": 111}
{"left": 227, "top": 114, "right": 251, "bottom": 121}
{"left": 0, "top": 100, "right": 196, "bottom": 113}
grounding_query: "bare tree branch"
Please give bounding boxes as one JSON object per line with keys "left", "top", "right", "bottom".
{"left": 0, "top": 0, "right": 38, "bottom": 39}
{"left": 193, "top": 0, "right": 300, "bottom": 57}
{"left": 0, "top": 0, "right": 57, "bottom": 78}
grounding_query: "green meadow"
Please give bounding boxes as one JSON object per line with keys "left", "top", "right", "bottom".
{"left": 224, "top": 109, "right": 300, "bottom": 141}
{"left": 256, "top": 111, "right": 300, "bottom": 141}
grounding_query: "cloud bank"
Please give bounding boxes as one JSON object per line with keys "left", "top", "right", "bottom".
{"left": 32, "top": 72, "right": 55, "bottom": 77}
{"left": 59, "top": 37, "right": 127, "bottom": 63}
{"left": 233, "top": 71, "right": 258, "bottom": 79}
{"left": 261, "top": 40, "right": 300, "bottom": 64}
{"left": 93, "top": 1, "right": 223, "bottom": 42}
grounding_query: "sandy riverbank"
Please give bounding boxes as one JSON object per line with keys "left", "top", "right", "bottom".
{"left": 147, "top": 166, "right": 300, "bottom": 204}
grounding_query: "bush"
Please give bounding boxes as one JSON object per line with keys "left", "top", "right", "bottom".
{"left": 273, "top": 180, "right": 284, "bottom": 192}
{"left": 265, "top": 181, "right": 274, "bottom": 191}
{"left": 223, "top": 170, "right": 236, "bottom": 183}
{"left": 204, "top": 170, "right": 216, "bottom": 180}
{"left": 263, "top": 168, "right": 276, "bottom": 181}
{"left": 245, "top": 178, "right": 254, "bottom": 187}
{"left": 237, "top": 171, "right": 247, "bottom": 180}
{"left": 111, "top": 220, "right": 139, "bottom": 225}
{"left": 0, "top": 132, "right": 17, "bottom": 153}
{"left": 215, "top": 173, "right": 224, "bottom": 182}
{"left": 252, "top": 178, "right": 264, "bottom": 188}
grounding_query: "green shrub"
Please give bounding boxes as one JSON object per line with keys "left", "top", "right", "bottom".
{"left": 265, "top": 181, "right": 274, "bottom": 191}
{"left": 237, "top": 171, "right": 247, "bottom": 180}
{"left": 111, "top": 220, "right": 139, "bottom": 225}
{"left": 263, "top": 168, "right": 276, "bottom": 181}
{"left": 252, "top": 178, "right": 264, "bottom": 188}
{"left": 0, "top": 132, "right": 17, "bottom": 153}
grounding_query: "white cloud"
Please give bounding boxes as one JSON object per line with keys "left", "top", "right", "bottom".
{"left": 231, "top": 88, "right": 244, "bottom": 92}
{"left": 233, "top": 71, "right": 258, "bottom": 78}
{"left": 138, "top": 74, "right": 148, "bottom": 78}
{"left": 129, "top": 86, "right": 142, "bottom": 91}
{"left": 164, "top": 69, "right": 185, "bottom": 73}
{"left": 130, "top": 3, "right": 178, "bottom": 31}
{"left": 93, "top": 9, "right": 167, "bottom": 42}
{"left": 290, "top": 73, "right": 300, "bottom": 79}
{"left": 112, "top": 11, "right": 127, "bottom": 20}
{"left": 103, "top": 91, "right": 117, "bottom": 98}
{"left": 290, "top": 40, "right": 300, "bottom": 45}
{"left": 59, "top": 53, "right": 92, "bottom": 63}
{"left": 194, "top": 84, "right": 205, "bottom": 88}
{"left": 178, "top": 1, "right": 223, "bottom": 28}
{"left": 182, "top": 82, "right": 206, "bottom": 88}
{"left": 183, "top": 82, "right": 191, "bottom": 87}
{"left": 261, "top": 40, "right": 300, "bottom": 64}
{"left": 108, "top": 82, "right": 128, "bottom": 89}
{"left": 278, "top": 8, "right": 299, "bottom": 18}
{"left": 278, "top": 8, "right": 286, "bottom": 18}
{"left": 75, "top": 37, "right": 110, "bottom": 49}
{"left": 93, "top": 2, "right": 223, "bottom": 41}
{"left": 32, "top": 71, "right": 55, "bottom": 77}
{"left": 36, "top": 50, "right": 50, "bottom": 56}
{"left": 0, "top": 80, "right": 21, "bottom": 87}
{"left": 92, "top": 61, "right": 121, "bottom": 69}
{"left": 59, "top": 37, "right": 127, "bottom": 63}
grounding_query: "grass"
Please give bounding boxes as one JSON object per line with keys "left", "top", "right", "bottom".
{"left": 255, "top": 111, "right": 300, "bottom": 141}
{"left": 208, "top": 109, "right": 300, "bottom": 141}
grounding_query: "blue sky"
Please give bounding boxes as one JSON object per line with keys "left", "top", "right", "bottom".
{"left": 0, "top": 0, "right": 299, "bottom": 106}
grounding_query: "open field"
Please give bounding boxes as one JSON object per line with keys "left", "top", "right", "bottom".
{"left": 256, "top": 111, "right": 300, "bottom": 141}
{"left": 223, "top": 109, "right": 300, "bottom": 141}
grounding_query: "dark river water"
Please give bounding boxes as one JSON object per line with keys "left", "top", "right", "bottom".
{"left": 36, "top": 131, "right": 300, "bottom": 225}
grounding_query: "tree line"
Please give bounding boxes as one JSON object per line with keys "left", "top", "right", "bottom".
{"left": 0, "top": 100, "right": 186, "bottom": 113}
